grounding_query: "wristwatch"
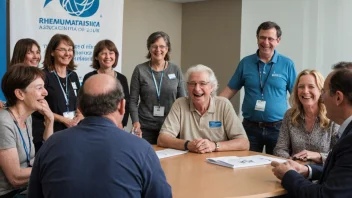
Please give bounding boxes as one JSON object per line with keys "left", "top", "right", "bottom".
{"left": 214, "top": 142, "right": 220, "bottom": 151}
{"left": 184, "top": 140, "right": 190, "bottom": 151}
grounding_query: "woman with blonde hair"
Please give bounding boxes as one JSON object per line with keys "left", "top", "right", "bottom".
{"left": 274, "top": 69, "right": 339, "bottom": 163}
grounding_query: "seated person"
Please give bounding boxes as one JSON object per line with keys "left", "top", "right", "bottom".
{"left": 0, "top": 65, "right": 53, "bottom": 197}
{"left": 157, "top": 64, "right": 249, "bottom": 153}
{"left": 274, "top": 69, "right": 339, "bottom": 163}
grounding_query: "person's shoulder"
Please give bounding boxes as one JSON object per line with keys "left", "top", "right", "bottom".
{"left": 215, "top": 96, "right": 232, "bottom": 106}
{"left": 115, "top": 71, "right": 127, "bottom": 80}
{"left": 276, "top": 52, "right": 295, "bottom": 65}
{"left": 241, "top": 53, "right": 257, "bottom": 62}
{"left": 0, "top": 109, "right": 10, "bottom": 120}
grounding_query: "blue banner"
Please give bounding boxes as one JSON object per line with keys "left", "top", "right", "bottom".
{"left": 0, "top": 1, "right": 7, "bottom": 101}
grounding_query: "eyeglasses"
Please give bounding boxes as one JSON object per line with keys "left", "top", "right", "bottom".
{"left": 258, "top": 36, "right": 278, "bottom": 42}
{"left": 55, "top": 48, "right": 74, "bottom": 53}
{"left": 150, "top": 45, "right": 167, "bottom": 50}
{"left": 187, "top": 81, "right": 210, "bottom": 88}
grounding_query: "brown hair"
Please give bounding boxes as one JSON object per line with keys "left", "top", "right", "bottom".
{"left": 43, "top": 34, "right": 77, "bottom": 71}
{"left": 290, "top": 69, "right": 330, "bottom": 128}
{"left": 2, "top": 64, "right": 45, "bottom": 107}
{"left": 146, "top": 31, "right": 171, "bottom": 61}
{"left": 91, "top": 40, "right": 119, "bottom": 69}
{"left": 9, "top": 38, "right": 41, "bottom": 67}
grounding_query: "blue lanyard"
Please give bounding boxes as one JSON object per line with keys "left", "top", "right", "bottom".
{"left": 7, "top": 109, "right": 32, "bottom": 167}
{"left": 257, "top": 62, "right": 274, "bottom": 99}
{"left": 150, "top": 61, "right": 166, "bottom": 103}
{"left": 53, "top": 71, "right": 71, "bottom": 112}
{"left": 13, "top": 122, "right": 31, "bottom": 167}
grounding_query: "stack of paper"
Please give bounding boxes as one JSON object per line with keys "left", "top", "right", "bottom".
{"left": 206, "top": 155, "right": 286, "bottom": 168}
{"left": 156, "top": 149, "right": 188, "bottom": 159}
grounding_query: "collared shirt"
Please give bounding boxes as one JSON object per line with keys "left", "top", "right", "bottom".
{"left": 160, "top": 96, "right": 247, "bottom": 141}
{"left": 227, "top": 50, "right": 297, "bottom": 122}
{"left": 337, "top": 115, "right": 352, "bottom": 138}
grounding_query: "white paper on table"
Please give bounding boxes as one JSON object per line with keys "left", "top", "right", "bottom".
{"left": 156, "top": 149, "right": 188, "bottom": 159}
{"left": 206, "top": 155, "right": 286, "bottom": 168}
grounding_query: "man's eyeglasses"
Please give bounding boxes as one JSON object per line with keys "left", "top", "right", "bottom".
{"left": 258, "top": 36, "right": 278, "bottom": 42}
{"left": 187, "top": 81, "right": 210, "bottom": 88}
{"left": 150, "top": 45, "right": 167, "bottom": 50}
{"left": 55, "top": 48, "right": 74, "bottom": 53}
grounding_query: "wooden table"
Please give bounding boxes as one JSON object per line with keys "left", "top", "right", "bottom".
{"left": 154, "top": 146, "right": 286, "bottom": 198}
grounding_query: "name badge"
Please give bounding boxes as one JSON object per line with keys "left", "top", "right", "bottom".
{"left": 255, "top": 100, "right": 266, "bottom": 111}
{"left": 153, "top": 106, "right": 165, "bottom": 117}
{"left": 71, "top": 82, "right": 78, "bottom": 89}
{"left": 209, "top": 121, "right": 222, "bottom": 128}
{"left": 63, "top": 111, "right": 75, "bottom": 119}
{"left": 168, "top": 74, "right": 176, "bottom": 79}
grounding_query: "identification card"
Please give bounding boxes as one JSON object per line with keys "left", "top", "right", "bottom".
{"left": 71, "top": 82, "right": 77, "bottom": 89}
{"left": 168, "top": 73, "right": 176, "bottom": 79}
{"left": 153, "top": 106, "right": 165, "bottom": 117}
{"left": 63, "top": 111, "right": 75, "bottom": 119}
{"left": 255, "top": 100, "right": 266, "bottom": 111}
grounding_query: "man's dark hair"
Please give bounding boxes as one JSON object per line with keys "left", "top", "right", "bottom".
{"left": 78, "top": 79, "right": 125, "bottom": 117}
{"left": 332, "top": 61, "right": 352, "bottom": 70}
{"left": 329, "top": 69, "right": 352, "bottom": 105}
{"left": 256, "top": 21, "right": 282, "bottom": 38}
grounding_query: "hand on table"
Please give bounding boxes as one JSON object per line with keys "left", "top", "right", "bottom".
{"left": 292, "top": 150, "right": 322, "bottom": 163}
{"left": 271, "top": 159, "right": 309, "bottom": 180}
{"left": 188, "top": 138, "right": 215, "bottom": 154}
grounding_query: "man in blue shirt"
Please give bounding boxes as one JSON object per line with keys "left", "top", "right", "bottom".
{"left": 28, "top": 74, "right": 172, "bottom": 198}
{"left": 220, "top": 21, "right": 297, "bottom": 155}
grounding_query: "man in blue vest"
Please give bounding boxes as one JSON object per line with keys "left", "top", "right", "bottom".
{"left": 220, "top": 21, "right": 297, "bottom": 155}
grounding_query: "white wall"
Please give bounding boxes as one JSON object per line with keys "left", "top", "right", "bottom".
{"left": 242, "top": 0, "right": 352, "bottom": 77}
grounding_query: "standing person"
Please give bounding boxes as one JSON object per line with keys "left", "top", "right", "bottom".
{"left": 9, "top": 38, "right": 41, "bottom": 67}
{"left": 83, "top": 39, "right": 130, "bottom": 128}
{"left": 271, "top": 66, "right": 352, "bottom": 197}
{"left": 129, "top": 31, "right": 186, "bottom": 144}
{"left": 27, "top": 74, "right": 172, "bottom": 198}
{"left": 219, "top": 21, "right": 297, "bottom": 155}
{"left": 1, "top": 38, "right": 42, "bottom": 109}
{"left": 0, "top": 65, "right": 53, "bottom": 198}
{"left": 274, "top": 70, "right": 339, "bottom": 163}
{"left": 32, "top": 34, "right": 83, "bottom": 153}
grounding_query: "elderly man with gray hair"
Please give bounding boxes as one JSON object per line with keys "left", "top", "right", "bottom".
{"left": 157, "top": 64, "right": 249, "bottom": 153}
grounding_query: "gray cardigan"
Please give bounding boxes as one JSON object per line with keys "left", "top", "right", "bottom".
{"left": 129, "top": 61, "right": 186, "bottom": 130}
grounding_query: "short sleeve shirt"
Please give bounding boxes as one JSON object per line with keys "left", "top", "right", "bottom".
{"left": 160, "top": 96, "right": 247, "bottom": 141}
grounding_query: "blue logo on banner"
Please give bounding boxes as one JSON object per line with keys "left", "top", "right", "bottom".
{"left": 44, "top": 0, "right": 99, "bottom": 17}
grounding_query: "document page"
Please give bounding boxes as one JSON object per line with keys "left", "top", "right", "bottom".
{"left": 206, "top": 155, "right": 286, "bottom": 168}
{"left": 156, "top": 149, "right": 188, "bottom": 159}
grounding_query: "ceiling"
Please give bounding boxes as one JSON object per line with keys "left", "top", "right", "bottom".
{"left": 164, "top": 0, "right": 207, "bottom": 3}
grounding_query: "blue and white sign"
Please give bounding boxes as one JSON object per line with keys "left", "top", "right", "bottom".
{"left": 10, "top": 0, "right": 124, "bottom": 81}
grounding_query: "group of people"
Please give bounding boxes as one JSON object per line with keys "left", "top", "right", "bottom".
{"left": 0, "top": 20, "right": 351, "bottom": 198}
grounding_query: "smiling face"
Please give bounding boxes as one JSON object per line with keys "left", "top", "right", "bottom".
{"left": 149, "top": 37, "right": 168, "bottom": 62}
{"left": 297, "top": 74, "right": 321, "bottom": 108}
{"left": 24, "top": 44, "right": 41, "bottom": 67}
{"left": 51, "top": 41, "right": 74, "bottom": 67}
{"left": 96, "top": 47, "right": 116, "bottom": 69}
{"left": 21, "top": 77, "right": 48, "bottom": 111}
{"left": 187, "top": 71, "right": 214, "bottom": 109}
{"left": 257, "top": 28, "right": 281, "bottom": 58}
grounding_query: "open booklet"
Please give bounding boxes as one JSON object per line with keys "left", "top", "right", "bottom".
{"left": 206, "top": 155, "right": 286, "bottom": 169}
